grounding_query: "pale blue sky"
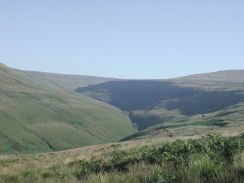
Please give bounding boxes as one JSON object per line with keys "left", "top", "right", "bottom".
{"left": 1, "top": 0, "right": 243, "bottom": 79}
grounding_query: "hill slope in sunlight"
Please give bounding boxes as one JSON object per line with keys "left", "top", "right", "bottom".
{"left": 0, "top": 63, "right": 135, "bottom": 153}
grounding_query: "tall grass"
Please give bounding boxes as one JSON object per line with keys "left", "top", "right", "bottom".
{"left": 1, "top": 134, "right": 244, "bottom": 182}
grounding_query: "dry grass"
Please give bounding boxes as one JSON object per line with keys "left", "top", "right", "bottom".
{"left": 0, "top": 131, "right": 244, "bottom": 183}
{"left": 2, "top": 132, "right": 244, "bottom": 182}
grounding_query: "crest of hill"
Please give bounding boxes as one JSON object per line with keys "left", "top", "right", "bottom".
{"left": 16, "top": 69, "right": 119, "bottom": 90}
{"left": 175, "top": 70, "right": 244, "bottom": 82}
{"left": 170, "top": 70, "right": 244, "bottom": 91}
{"left": 0, "top": 63, "right": 135, "bottom": 153}
{"left": 0, "top": 63, "right": 38, "bottom": 89}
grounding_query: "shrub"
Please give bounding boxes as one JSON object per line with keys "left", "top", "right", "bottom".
{"left": 69, "top": 133, "right": 244, "bottom": 181}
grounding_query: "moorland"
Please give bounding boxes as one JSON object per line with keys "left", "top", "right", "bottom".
{"left": 1, "top": 62, "right": 244, "bottom": 182}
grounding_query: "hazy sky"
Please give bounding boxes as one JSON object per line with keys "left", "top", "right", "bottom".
{"left": 1, "top": 0, "right": 243, "bottom": 79}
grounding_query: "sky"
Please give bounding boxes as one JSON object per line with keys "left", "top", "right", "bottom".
{"left": 0, "top": 0, "right": 244, "bottom": 79}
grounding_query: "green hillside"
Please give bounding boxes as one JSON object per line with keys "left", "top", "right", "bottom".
{"left": 16, "top": 69, "right": 118, "bottom": 90}
{"left": 0, "top": 63, "right": 136, "bottom": 153}
{"left": 76, "top": 70, "right": 244, "bottom": 139}
{"left": 120, "top": 102, "right": 244, "bottom": 141}
{"left": 176, "top": 70, "right": 244, "bottom": 82}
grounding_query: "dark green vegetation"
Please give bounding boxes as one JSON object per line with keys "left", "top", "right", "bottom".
{"left": 2, "top": 134, "right": 244, "bottom": 182}
{"left": 0, "top": 63, "right": 136, "bottom": 153}
{"left": 70, "top": 134, "right": 244, "bottom": 182}
{"left": 76, "top": 71, "right": 244, "bottom": 140}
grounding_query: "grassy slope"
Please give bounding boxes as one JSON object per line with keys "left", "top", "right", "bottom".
{"left": 76, "top": 70, "right": 244, "bottom": 140}
{"left": 0, "top": 63, "right": 136, "bottom": 153}
{"left": 172, "top": 70, "right": 244, "bottom": 91}
{"left": 121, "top": 102, "right": 244, "bottom": 141}
{"left": 176, "top": 70, "right": 244, "bottom": 82}
{"left": 16, "top": 69, "right": 119, "bottom": 90}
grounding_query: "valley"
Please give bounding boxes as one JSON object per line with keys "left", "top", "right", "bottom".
{"left": 76, "top": 71, "right": 244, "bottom": 140}
{"left": 1, "top": 63, "right": 244, "bottom": 182}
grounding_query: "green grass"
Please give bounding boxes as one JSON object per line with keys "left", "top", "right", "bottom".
{"left": 0, "top": 63, "right": 136, "bottom": 153}
{"left": 163, "top": 119, "right": 227, "bottom": 129}
{"left": 2, "top": 134, "right": 244, "bottom": 182}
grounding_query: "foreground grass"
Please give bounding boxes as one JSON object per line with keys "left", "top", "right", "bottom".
{"left": 2, "top": 134, "right": 244, "bottom": 182}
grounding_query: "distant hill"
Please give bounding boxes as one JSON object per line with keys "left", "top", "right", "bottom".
{"left": 76, "top": 70, "right": 244, "bottom": 134}
{"left": 0, "top": 63, "right": 135, "bottom": 153}
{"left": 176, "top": 70, "right": 244, "bottom": 82}
{"left": 120, "top": 101, "right": 244, "bottom": 141}
{"left": 16, "top": 70, "right": 119, "bottom": 90}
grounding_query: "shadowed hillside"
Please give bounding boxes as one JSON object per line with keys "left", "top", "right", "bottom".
{"left": 76, "top": 71, "right": 244, "bottom": 131}
{"left": 0, "top": 63, "right": 136, "bottom": 153}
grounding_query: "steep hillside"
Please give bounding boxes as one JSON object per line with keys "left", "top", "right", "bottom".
{"left": 16, "top": 70, "right": 118, "bottom": 90}
{"left": 76, "top": 71, "right": 244, "bottom": 133}
{"left": 0, "top": 63, "right": 136, "bottom": 153}
{"left": 120, "top": 102, "right": 244, "bottom": 141}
